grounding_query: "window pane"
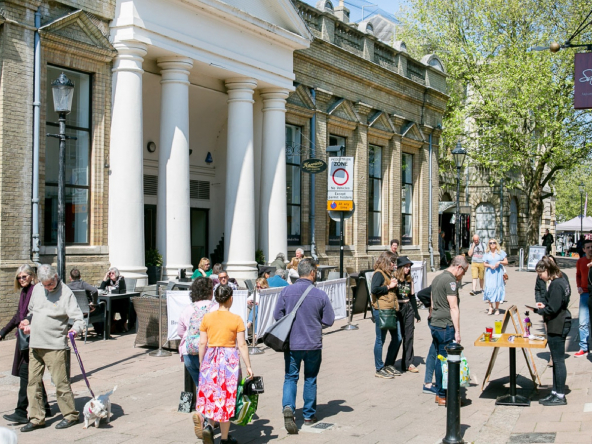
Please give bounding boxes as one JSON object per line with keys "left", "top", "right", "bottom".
{"left": 368, "top": 212, "right": 381, "bottom": 245}
{"left": 46, "top": 127, "right": 89, "bottom": 186}
{"left": 287, "top": 205, "right": 301, "bottom": 245}
{"left": 328, "top": 218, "right": 341, "bottom": 245}
{"left": 44, "top": 186, "right": 89, "bottom": 244}
{"left": 46, "top": 66, "right": 90, "bottom": 129}
{"left": 402, "top": 184, "right": 413, "bottom": 214}
{"left": 402, "top": 214, "right": 413, "bottom": 244}
{"left": 329, "top": 135, "right": 346, "bottom": 156}
{"left": 369, "top": 145, "right": 382, "bottom": 178}
{"left": 368, "top": 178, "right": 381, "bottom": 212}
{"left": 402, "top": 153, "right": 413, "bottom": 184}
{"left": 285, "top": 125, "right": 301, "bottom": 164}
{"left": 286, "top": 165, "right": 301, "bottom": 205}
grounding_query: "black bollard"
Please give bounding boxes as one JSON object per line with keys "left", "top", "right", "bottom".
{"left": 442, "top": 342, "right": 464, "bottom": 444}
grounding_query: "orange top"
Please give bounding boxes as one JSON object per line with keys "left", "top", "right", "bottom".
{"left": 200, "top": 310, "right": 245, "bottom": 347}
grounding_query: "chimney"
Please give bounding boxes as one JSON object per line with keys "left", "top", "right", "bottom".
{"left": 335, "top": 0, "right": 350, "bottom": 23}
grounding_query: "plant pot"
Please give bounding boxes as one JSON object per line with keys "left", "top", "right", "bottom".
{"left": 146, "top": 266, "right": 162, "bottom": 285}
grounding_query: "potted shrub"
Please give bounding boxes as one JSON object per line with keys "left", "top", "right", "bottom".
{"left": 145, "top": 248, "right": 163, "bottom": 285}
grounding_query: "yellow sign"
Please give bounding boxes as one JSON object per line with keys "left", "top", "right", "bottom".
{"left": 327, "top": 200, "right": 353, "bottom": 211}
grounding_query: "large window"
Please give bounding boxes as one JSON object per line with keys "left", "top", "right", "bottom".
{"left": 286, "top": 125, "right": 302, "bottom": 246}
{"left": 328, "top": 135, "right": 346, "bottom": 245}
{"left": 368, "top": 145, "right": 382, "bottom": 245}
{"left": 401, "top": 153, "right": 413, "bottom": 245}
{"left": 44, "top": 66, "right": 91, "bottom": 244}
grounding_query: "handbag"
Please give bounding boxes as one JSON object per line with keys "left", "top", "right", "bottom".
{"left": 377, "top": 308, "right": 398, "bottom": 330}
{"left": 501, "top": 265, "right": 509, "bottom": 282}
{"left": 262, "top": 284, "right": 314, "bottom": 352}
{"left": 17, "top": 328, "right": 29, "bottom": 351}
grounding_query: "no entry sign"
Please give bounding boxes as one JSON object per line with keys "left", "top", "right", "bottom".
{"left": 327, "top": 157, "right": 354, "bottom": 200}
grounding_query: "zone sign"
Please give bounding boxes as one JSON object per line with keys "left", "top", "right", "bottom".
{"left": 327, "top": 157, "right": 354, "bottom": 200}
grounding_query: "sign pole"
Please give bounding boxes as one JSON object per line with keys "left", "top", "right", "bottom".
{"left": 340, "top": 211, "right": 344, "bottom": 278}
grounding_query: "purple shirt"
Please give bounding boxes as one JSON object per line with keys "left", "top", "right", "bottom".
{"left": 273, "top": 278, "right": 335, "bottom": 350}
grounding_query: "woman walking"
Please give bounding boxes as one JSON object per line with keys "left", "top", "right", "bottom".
{"left": 483, "top": 239, "right": 508, "bottom": 315}
{"left": 0, "top": 265, "right": 51, "bottom": 424}
{"left": 370, "top": 251, "right": 402, "bottom": 379}
{"left": 195, "top": 285, "right": 253, "bottom": 444}
{"left": 535, "top": 257, "right": 571, "bottom": 405}
{"left": 393, "top": 256, "right": 421, "bottom": 373}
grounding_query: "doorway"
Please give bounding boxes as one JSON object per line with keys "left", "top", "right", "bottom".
{"left": 191, "top": 208, "right": 209, "bottom": 270}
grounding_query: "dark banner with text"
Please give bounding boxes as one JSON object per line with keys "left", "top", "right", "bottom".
{"left": 575, "top": 52, "right": 592, "bottom": 109}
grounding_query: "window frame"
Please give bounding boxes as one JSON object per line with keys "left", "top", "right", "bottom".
{"left": 286, "top": 124, "right": 303, "bottom": 246}
{"left": 44, "top": 65, "right": 93, "bottom": 246}
{"left": 368, "top": 144, "right": 383, "bottom": 245}
{"left": 401, "top": 152, "right": 413, "bottom": 245}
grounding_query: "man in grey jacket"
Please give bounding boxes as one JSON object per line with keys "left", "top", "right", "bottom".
{"left": 19, "top": 265, "right": 84, "bottom": 432}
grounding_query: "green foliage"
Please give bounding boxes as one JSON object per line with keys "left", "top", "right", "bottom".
{"left": 398, "top": 0, "right": 592, "bottom": 243}
{"left": 255, "top": 249, "right": 265, "bottom": 265}
{"left": 554, "top": 164, "right": 592, "bottom": 222}
{"left": 145, "top": 248, "right": 163, "bottom": 267}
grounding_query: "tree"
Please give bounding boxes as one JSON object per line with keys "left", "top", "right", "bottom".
{"left": 554, "top": 164, "right": 592, "bottom": 222}
{"left": 399, "top": 0, "right": 592, "bottom": 247}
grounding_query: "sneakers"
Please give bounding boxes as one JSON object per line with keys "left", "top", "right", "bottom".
{"left": 283, "top": 406, "right": 298, "bottom": 435}
{"left": 574, "top": 349, "right": 588, "bottom": 357}
{"left": 202, "top": 423, "right": 215, "bottom": 444}
{"left": 383, "top": 365, "right": 401, "bottom": 376}
{"left": 304, "top": 416, "right": 318, "bottom": 426}
{"left": 470, "top": 290, "right": 475, "bottom": 296}
{"left": 422, "top": 384, "right": 437, "bottom": 395}
{"left": 220, "top": 436, "right": 238, "bottom": 444}
{"left": 407, "top": 365, "right": 419, "bottom": 373}
{"left": 540, "top": 394, "right": 567, "bottom": 406}
{"left": 538, "top": 393, "right": 556, "bottom": 404}
{"left": 375, "top": 368, "right": 395, "bottom": 379}
{"left": 192, "top": 413, "right": 203, "bottom": 439}
{"left": 3, "top": 412, "right": 28, "bottom": 424}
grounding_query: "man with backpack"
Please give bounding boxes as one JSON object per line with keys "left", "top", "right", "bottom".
{"left": 273, "top": 258, "right": 335, "bottom": 434}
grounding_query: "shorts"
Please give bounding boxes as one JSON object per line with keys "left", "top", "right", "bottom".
{"left": 471, "top": 262, "right": 485, "bottom": 279}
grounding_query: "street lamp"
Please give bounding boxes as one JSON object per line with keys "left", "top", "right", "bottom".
{"left": 579, "top": 181, "right": 585, "bottom": 238}
{"left": 452, "top": 142, "right": 467, "bottom": 256}
{"left": 48, "top": 73, "right": 75, "bottom": 281}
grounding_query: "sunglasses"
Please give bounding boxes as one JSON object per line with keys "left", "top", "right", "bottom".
{"left": 489, "top": 242, "right": 497, "bottom": 245}
{"left": 17, "top": 275, "right": 29, "bottom": 280}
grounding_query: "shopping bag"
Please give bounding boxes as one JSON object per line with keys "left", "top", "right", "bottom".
{"left": 438, "top": 353, "right": 470, "bottom": 390}
{"left": 231, "top": 378, "right": 259, "bottom": 426}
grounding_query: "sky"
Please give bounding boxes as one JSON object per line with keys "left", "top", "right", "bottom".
{"left": 302, "top": 0, "right": 408, "bottom": 22}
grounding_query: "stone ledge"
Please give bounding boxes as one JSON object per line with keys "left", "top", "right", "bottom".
{"left": 40, "top": 245, "right": 109, "bottom": 255}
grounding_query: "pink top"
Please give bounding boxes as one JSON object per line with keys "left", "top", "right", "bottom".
{"left": 177, "top": 299, "right": 218, "bottom": 360}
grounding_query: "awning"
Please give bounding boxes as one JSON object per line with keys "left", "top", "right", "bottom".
{"left": 439, "top": 202, "right": 471, "bottom": 215}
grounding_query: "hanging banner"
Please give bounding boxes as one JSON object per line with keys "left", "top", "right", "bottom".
{"left": 256, "top": 287, "right": 284, "bottom": 338}
{"left": 575, "top": 52, "right": 592, "bottom": 110}
{"left": 315, "top": 278, "right": 347, "bottom": 320}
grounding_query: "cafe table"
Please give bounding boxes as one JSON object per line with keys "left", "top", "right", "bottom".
{"left": 98, "top": 291, "right": 140, "bottom": 340}
{"left": 474, "top": 332, "right": 547, "bottom": 406}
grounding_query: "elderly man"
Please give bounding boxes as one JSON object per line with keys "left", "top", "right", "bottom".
{"left": 270, "top": 253, "right": 287, "bottom": 270}
{"left": 468, "top": 234, "right": 486, "bottom": 296}
{"left": 19, "top": 265, "right": 84, "bottom": 432}
{"left": 287, "top": 248, "right": 304, "bottom": 270}
{"left": 267, "top": 269, "right": 290, "bottom": 288}
{"left": 213, "top": 270, "right": 238, "bottom": 293}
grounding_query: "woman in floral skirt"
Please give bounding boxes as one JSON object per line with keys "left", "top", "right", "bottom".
{"left": 195, "top": 285, "right": 253, "bottom": 444}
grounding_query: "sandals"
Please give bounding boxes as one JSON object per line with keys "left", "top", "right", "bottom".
{"left": 487, "top": 309, "right": 494, "bottom": 315}
{"left": 494, "top": 310, "right": 500, "bottom": 316}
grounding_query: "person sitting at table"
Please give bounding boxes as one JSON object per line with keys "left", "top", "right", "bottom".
{"left": 534, "top": 257, "right": 572, "bottom": 406}
{"left": 213, "top": 270, "right": 238, "bottom": 294}
{"left": 267, "top": 269, "right": 290, "bottom": 288}
{"left": 67, "top": 268, "right": 104, "bottom": 336}
{"left": 246, "top": 278, "right": 268, "bottom": 337}
{"left": 287, "top": 248, "right": 304, "bottom": 270}
{"left": 209, "top": 263, "right": 223, "bottom": 280}
{"left": 191, "top": 258, "right": 212, "bottom": 279}
{"left": 99, "top": 267, "right": 128, "bottom": 332}
{"left": 270, "top": 252, "right": 287, "bottom": 270}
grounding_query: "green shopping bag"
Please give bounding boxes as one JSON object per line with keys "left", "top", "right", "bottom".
{"left": 231, "top": 378, "right": 259, "bottom": 426}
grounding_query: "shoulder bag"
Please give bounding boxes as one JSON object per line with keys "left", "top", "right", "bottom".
{"left": 17, "top": 328, "right": 29, "bottom": 351}
{"left": 263, "top": 284, "right": 314, "bottom": 352}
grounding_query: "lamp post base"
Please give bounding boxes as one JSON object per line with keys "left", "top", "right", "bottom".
{"left": 149, "top": 348, "right": 172, "bottom": 357}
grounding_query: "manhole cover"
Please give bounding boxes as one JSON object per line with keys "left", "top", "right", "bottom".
{"left": 508, "top": 433, "right": 556, "bottom": 443}
{"left": 311, "top": 422, "right": 333, "bottom": 430}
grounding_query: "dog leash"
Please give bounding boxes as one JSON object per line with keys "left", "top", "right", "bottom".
{"left": 68, "top": 332, "right": 95, "bottom": 398}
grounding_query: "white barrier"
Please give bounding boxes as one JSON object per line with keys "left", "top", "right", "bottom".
{"left": 255, "top": 287, "right": 284, "bottom": 338}
{"left": 315, "top": 278, "right": 347, "bottom": 320}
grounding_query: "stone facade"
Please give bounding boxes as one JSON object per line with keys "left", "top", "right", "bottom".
{"left": 0, "top": 0, "right": 114, "bottom": 328}
{"left": 287, "top": 1, "right": 449, "bottom": 271}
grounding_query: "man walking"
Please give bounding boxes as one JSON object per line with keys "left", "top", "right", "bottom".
{"left": 274, "top": 258, "right": 335, "bottom": 434}
{"left": 542, "top": 229, "right": 554, "bottom": 255}
{"left": 19, "top": 265, "right": 84, "bottom": 431}
{"left": 430, "top": 255, "right": 468, "bottom": 406}
{"left": 468, "top": 234, "right": 486, "bottom": 296}
{"left": 575, "top": 240, "right": 592, "bottom": 357}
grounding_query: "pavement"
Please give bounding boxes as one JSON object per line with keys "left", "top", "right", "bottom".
{"left": 1, "top": 265, "right": 592, "bottom": 444}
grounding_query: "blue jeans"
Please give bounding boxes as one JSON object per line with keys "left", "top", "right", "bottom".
{"left": 430, "top": 324, "right": 455, "bottom": 397}
{"left": 184, "top": 354, "right": 201, "bottom": 387}
{"left": 282, "top": 350, "right": 322, "bottom": 419}
{"left": 372, "top": 308, "right": 402, "bottom": 371}
{"left": 579, "top": 293, "right": 589, "bottom": 351}
{"left": 424, "top": 344, "right": 437, "bottom": 384}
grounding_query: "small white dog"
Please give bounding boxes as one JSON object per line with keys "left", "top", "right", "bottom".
{"left": 83, "top": 385, "right": 117, "bottom": 429}
{"left": 0, "top": 426, "right": 18, "bottom": 444}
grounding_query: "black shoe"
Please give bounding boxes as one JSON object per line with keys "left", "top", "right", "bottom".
{"left": 55, "top": 418, "right": 78, "bottom": 429}
{"left": 202, "top": 423, "right": 214, "bottom": 444}
{"left": 540, "top": 394, "right": 567, "bottom": 406}
{"left": 220, "top": 436, "right": 238, "bottom": 444}
{"left": 45, "top": 406, "right": 52, "bottom": 418}
{"left": 21, "top": 422, "right": 46, "bottom": 432}
{"left": 3, "top": 412, "right": 28, "bottom": 424}
{"left": 383, "top": 365, "right": 402, "bottom": 376}
{"left": 304, "top": 416, "right": 318, "bottom": 426}
{"left": 375, "top": 368, "right": 395, "bottom": 379}
{"left": 539, "top": 393, "right": 556, "bottom": 404}
{"left": 283, "top": 406, "right": 298, "bottom": 434}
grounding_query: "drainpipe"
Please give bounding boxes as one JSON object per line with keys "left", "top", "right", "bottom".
{"left": 428, "top": 130, "right": 435, "bottom": 271}
{"left": 310, "top": 88, "right": 318, "bottom": 260}
{"left": 31, "top": 9, "right": 41, "bottom": 264}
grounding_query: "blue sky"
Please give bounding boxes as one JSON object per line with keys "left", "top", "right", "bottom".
{"left": 302, "top": 0, "right": 408, "bottom": 22}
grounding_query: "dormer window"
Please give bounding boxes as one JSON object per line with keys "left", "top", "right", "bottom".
{"left": 316, "top": 0, "right": 334, "bottom": 12}
{"left": 366, "top": 23, "right": 374, "bottom": 35}
{"left": 429, "top": 58, "right": 444, "bottom": 72}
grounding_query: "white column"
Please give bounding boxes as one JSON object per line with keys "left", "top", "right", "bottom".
{"left": 259, "top": 88, "right": 289, "bottom": 264}
{"left": 108, "top": 41, "right": 148, "bottom": 285}
{"left": 156, "top": 56, "right": 194, "bottom": 279}
{"left": 224, "top": 78, "right": 258, "bottom": 280}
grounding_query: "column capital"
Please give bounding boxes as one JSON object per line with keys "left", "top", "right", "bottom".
{"left": 225, "top": 78, "right": 258, "bottom": 104}
{"left": 157, "top": 56, "right": 193, "bottom": 85}
{"left": 112, "top": 41, "right": 148, "bottom": 74}
{"left": 261, "top": 88, "right": 290, "bottom": 113}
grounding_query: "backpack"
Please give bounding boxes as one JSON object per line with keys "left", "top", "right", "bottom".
{"left": 186, "top": 302, "right": 210, "bottom": 355}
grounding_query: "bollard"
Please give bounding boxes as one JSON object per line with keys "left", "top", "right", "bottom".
{"left": 518, "top": 248, "right": 525, "bottom": 272}
{"left": 442, "top": 342, "right": 464, "bottom": 444}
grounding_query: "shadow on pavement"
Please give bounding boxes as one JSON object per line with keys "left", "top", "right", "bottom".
{"left": 70, "top": 351, "right": 150, "bottom": 383}
{"left": 479, "top": 374, "right": 538, "bottom": 400}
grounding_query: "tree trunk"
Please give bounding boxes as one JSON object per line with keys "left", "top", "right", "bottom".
{"left": 526, "top": 185, "right": 544, "bottom": 249}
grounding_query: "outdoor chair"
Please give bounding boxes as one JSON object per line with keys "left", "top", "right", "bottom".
{"left": 72, "top": 290, "right": 105, "bottom": 343}
{"left": 126, "top": 278, "right": 137, "bottom": 292}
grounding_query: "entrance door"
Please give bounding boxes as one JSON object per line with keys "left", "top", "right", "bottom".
{"left": 191, "top": 208, "right": 209, "bottom": 270}
{"left": 144, "top": 204, "right": 157, "bottom": 251}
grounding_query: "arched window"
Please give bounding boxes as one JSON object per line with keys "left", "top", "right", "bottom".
{"left": 509, "top": 198, "right": 518, "bottom": 249}
{"left": 476, "top": 203, "right": 496, "bottom": 245}
{"left": 316, "top": 0, "right": 334, "bottom": 12}
{"left": 429, "top": 58, "right": 444, "bottom": 72}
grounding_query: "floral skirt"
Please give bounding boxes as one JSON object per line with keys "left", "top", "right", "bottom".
{"left": 196, "top": 346, "right": 241, "bottom": 422}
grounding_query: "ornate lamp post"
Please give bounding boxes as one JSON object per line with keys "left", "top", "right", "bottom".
{"left": 452, "top": 142, "right": 467, "bottom": 256}
{"left": 579, "top": 181, "right": 585, "bottom": 238}
{"left": 48, "top": 73, "right": 75, "bottom": 280}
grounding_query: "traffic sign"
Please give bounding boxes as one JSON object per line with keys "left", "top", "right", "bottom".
{"left": 328, "top": 157, "right": 354, "bottom": 200}
{"left": 327, "top": 200, "right": 354, "bottom": 211}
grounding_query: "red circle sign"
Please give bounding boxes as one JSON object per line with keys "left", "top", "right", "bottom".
{"left": 332, "top": 168, "right": 349, "bottom": 186}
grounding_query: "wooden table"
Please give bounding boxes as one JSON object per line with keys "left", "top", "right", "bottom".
{"left": 474, "top": 333, "right": 547, "bottom": 406}
{"left": 98, "top": 291, "right": 140, "bottom": 340}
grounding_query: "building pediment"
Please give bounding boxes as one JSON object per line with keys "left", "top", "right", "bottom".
{"left": 288, "top": 84, "right": 315, "bottom": 110}
{"left": 327, "top": 98, "right": 361, "bottom": 123}
{"left": 400, "top": 121, "right": 426, "bottom": 143}
{"left": 369, "top": 111, "right": 395, "bottom": 133}
{"left": 40, "top": 10, "right": 116, "bottom": 60}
